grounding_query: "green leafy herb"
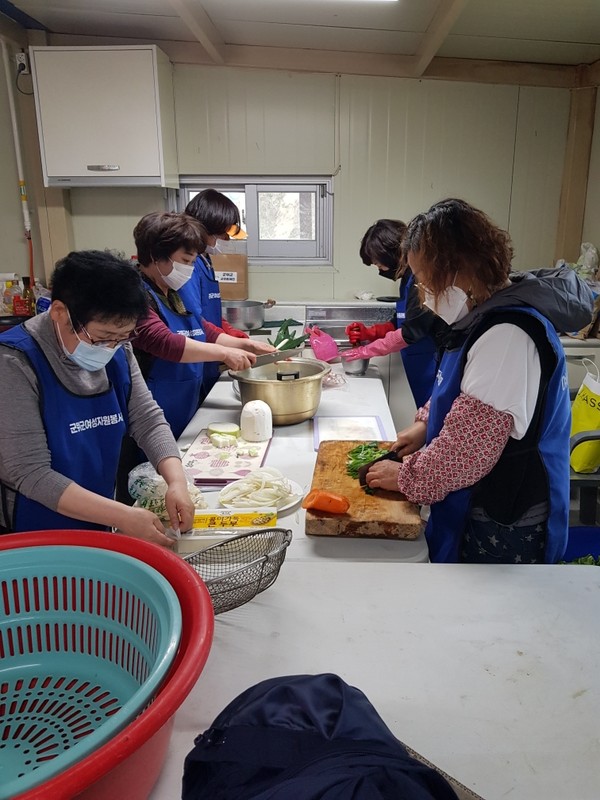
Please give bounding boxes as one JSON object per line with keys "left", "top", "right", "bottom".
{"left": 346, "top": 442, "right": 387, "bottom": 479}
{"left": 560, "top": 554, "right": 600, "bottom": 565}
{"left": 268, "top": 319, "right": 309, "bottom": 349}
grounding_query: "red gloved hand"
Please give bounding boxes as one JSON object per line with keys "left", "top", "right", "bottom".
{"left": 221, "top": 318, "right": 249, "bottom": 339}
{"left": 346, "top": 322, "right": 370, "bottom": 345}
{"left": 346, "top": 321, "right": 395, "bottom": 344}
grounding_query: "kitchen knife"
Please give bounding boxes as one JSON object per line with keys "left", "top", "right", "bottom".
{"left": 253, "top": 347, "right": 303, "bottom": 367}
{"left": 357, "top": 449, "right": 401, "bottom": 487}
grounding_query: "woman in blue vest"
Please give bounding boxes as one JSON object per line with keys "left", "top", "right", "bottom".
{"left": 0, "top": 250, "right": 194, "bottom": 545}
{"left": 183, "top": 189, "right": 251, "bottom": 400}
{"left": 341, "top": 219, "right": 448, "bottom": 408}
{"left": 115, "top": 212, "right": 266, "bottom": 505}
{"left": 364, "top": 198, "right": 594, "bottom": 564}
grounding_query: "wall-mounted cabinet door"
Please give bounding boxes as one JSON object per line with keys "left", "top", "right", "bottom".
{"left": 30, "top": 45, "right": 178, "bottom": 187}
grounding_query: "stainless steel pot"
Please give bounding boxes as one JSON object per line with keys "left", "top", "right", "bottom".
{"left": 230, "top": 358, "right": 331, "bottom": 425}
{"left": 221, "top": 299, "right": 276, "bottom": 331}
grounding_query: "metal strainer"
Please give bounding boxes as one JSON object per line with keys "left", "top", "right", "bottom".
{"left": 183, "top": 528, "right": 292, "bottom": 614}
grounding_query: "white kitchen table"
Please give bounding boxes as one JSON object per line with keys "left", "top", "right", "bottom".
{"left": 150, "top": 562, "right": 600, "bottom": 800}
{"left": 177, "top": 367, "right": 430, "bottom": 563}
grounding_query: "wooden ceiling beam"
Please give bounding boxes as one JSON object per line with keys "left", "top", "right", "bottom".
{"left": 166, "top": 0, "right": 225, "bottom": 64}
{"left": 410, "top": 0, "right": 471, "bottom": 77}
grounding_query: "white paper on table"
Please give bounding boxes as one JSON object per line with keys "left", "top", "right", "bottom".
{"left": 313, "top": 416, "right": 386, "bottom": 449}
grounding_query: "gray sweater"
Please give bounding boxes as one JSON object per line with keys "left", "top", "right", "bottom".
{"left": 0, "top": 312, "right": 180, "bottom": 524}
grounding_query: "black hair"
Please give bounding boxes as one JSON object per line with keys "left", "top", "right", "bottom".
{"left": 359, "top": 219, "right": 407, "bottom": 275}
{"left": 50, "top": 250, "right": 149, "bottom": 327}
{"left": 185, "top": 189, "right": 240, "bottom": 236}
{"left": 134, "top": 211, "right": 207, "bottom": 266}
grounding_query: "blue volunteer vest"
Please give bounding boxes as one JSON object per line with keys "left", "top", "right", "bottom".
{"left": 425, "top": 307, "right": 570, "bottom": 563}
{"left": 396, "top": 272, "right": 438, "bottom": 408}
{"left": 144, "top": 284, "right": 206, "bottom": 439}
{"left": 179, "top": 254, "right": 222, "bottom": 396}
{"left": 0, "top": 325, "right": 130, "bottom": 532}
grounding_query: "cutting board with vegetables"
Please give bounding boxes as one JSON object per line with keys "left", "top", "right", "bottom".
{"left": 304, "top": 440, "right": 423, "bottom": 539}
{"left": 181, "top": 428, "right": 271, "bottom": 486}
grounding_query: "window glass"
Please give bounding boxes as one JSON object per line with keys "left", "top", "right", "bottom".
{"left": 258, "top": 191, "right": 316, "bottom": 241}
{"left": 180, "top": 177, "right": 332, "bottom": 266}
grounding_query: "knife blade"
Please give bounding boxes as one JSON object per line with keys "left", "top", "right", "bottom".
{"left": 253, "top": 347, "right": 303, "bottom": 367}
{"left": 357, "top": 449, "right": 401, "bottom": 487}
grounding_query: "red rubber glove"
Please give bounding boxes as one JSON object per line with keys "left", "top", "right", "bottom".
{"left": 345, "top": 321, "right": 395, "bottom": 344}
{"left": 220, "top": 318, "right": 249, "bottom": 338}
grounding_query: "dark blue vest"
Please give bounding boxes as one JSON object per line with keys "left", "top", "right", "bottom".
{"left": 144, "top": 284, "right": 206, "bottom": 439}
{"left": 397, "top": 272, "right": 438, "bottom": 408}
{"left": 0, "top": 325, "right": 130, "bottom": 532}
{"left": 179, "top": 254, "right": 222, "bottom": 396}
{"left": 425, "top": 307, "right": 570, "bottom": 563}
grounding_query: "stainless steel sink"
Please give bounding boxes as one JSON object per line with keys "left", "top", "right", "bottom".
{"left": 305, "top": 305, "right": 393, "bottom": 345}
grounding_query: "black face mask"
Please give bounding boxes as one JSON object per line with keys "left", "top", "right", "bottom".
{"left": 378, "top": 268, "right": 397, "bottom": 282}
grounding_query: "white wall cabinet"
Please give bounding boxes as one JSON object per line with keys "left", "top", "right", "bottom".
{"left": 30, "top": 45, "right": 178, "bottom": 188}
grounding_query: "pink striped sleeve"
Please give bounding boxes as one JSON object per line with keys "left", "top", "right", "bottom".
{"left": 397, "top": 392, "right": 513, "bottom": 505}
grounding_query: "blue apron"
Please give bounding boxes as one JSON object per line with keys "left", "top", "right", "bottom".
{"left": 397, "top": 272, "right": 438, "bottom": 408}
{"left": 145, "top": 285, "right": 206, "bottom": 439}
{"left": 424, "top": 307, "right": 570, "bottom": 563}
{"left": 0, "top": 325, "right": 130, "bottom": 532}
{"left": 179, "top": 254, "right": 222, "bottom": 397}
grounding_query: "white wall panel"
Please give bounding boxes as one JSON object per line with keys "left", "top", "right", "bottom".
{"left": 333, "top": 76, "right": 518, "bottom": 299}
{"left": 0, "top": 45, "right": 32, "bottom": 279}
{"left": 583, "top": 97, "right": 600, "bottom": 251}
{"left": 174, "top": 65, "right": 337, "bottom": 175}
{"left": 509, "top": 87, "right": 570, "bottom": 269}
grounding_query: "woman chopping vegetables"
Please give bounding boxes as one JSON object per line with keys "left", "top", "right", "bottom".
{"left": 364, "top": 198, "right": 594, "bottom": 564}
{"left": 342, "top": 219, "right": 449, "bottom": 408}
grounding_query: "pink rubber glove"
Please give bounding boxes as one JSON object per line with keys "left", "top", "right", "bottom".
{"left": 342, "top": 328, "right": 408, "bottom": 361}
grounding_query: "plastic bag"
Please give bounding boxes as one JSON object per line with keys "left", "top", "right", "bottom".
{"left": 305, "top": 325, "right": 339, "bottom": 361}
{"left": 570, "top": 359, "right": 600, "bottom": 473}
{"left": 127, "top": 462, "right": 207, "bottom": 519}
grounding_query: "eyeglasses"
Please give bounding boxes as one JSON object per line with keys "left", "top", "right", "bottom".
{"left": 69, "top": 311, "right": 138, "bottom": 348}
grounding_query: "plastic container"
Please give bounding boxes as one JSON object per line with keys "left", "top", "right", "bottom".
{"left": 240, "top": 399, "right": 273, "bottom": 441}
{"left": 0, "top": 530, "right": 214, "bottom": 800}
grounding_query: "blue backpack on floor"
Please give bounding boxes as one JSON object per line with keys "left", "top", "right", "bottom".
{"left": 182, "top": 673, "right": 459, "bottom": 799}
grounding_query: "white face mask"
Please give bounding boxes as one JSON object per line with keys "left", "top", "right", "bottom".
{"left": 205, "top": 243, "right": 222, "bottom": 255}
{"left": 423, "top": 285, "right": 470, "bottom": 325}
{"left": 162, "top": 259, "right": 194, "bottom": 291}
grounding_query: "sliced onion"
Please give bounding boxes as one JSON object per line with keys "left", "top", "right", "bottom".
{"left": 218, "top": 467, "right": 297, "bottom": 509}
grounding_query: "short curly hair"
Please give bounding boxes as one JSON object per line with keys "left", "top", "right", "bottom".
{"left": 402, "top": 198, "right": 513, "bottom": 303}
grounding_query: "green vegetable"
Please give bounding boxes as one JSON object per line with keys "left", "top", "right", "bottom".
{"left": 560, "top": 554, "right": 600, "bottom": 565}
{"left": 345, "top": 442, "right": 388, "bottom": 479}
{"left": 268, "top": 319, "right": 309, "bottom": 350}
{"left": 209, "top": 432, "right": 238, "bottom": 449}
{"left": 208, "top": 422, "right": 241, "bottom": 437}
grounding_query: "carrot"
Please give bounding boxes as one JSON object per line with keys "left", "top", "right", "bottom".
{"left": 302, "top": 489, "right": 350, "bottom": 514}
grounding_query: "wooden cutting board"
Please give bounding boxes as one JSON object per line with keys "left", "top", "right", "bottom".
{"left": 305, "top": 440, "right": 423, "bottom": 539}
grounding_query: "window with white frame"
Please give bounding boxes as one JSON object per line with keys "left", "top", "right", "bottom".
{"left": 179, "top": 177, "right": 333, "bottom": 266}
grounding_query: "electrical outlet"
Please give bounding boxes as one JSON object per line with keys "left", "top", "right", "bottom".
{"left": 15, "top": 52, "right": 29, "bottom": 75}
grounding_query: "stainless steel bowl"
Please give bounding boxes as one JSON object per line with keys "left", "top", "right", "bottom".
{"left": 230, "top": 358, "right": 331, "bottom": 425}
{"left": 343, "top": 357, "right": 370, "bottom": 376}
{"left": 222, "top": 300, "right": 275, "bottom": 331}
